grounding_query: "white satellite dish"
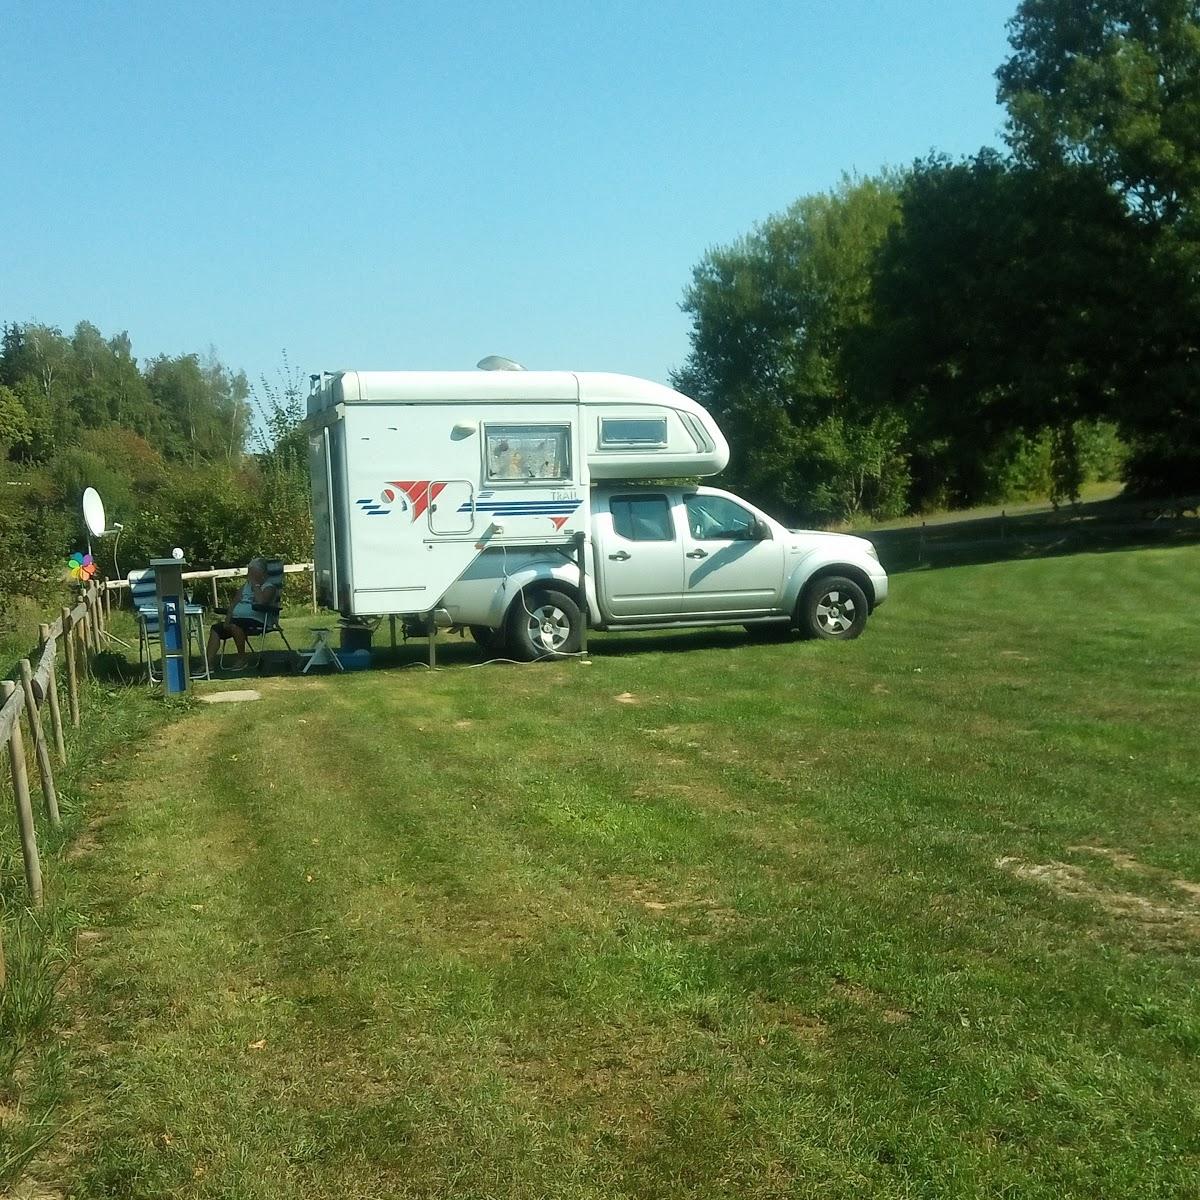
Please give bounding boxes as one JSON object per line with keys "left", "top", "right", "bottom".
{"left": 82, "top": 487, "right": 107, "bottom": 538}
{"left": 476, "top": 355, "right": 526, "bottom": 372}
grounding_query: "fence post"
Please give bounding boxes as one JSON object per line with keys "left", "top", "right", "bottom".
{"left": 39, "top": 624, "right": 66, "bottom": 763}
{"left": 89, "top": 588, "right": 102, "bottom": 652}
{"left": 210, "top": 574, "right": 220, "bottom": 610}
{"left": 918, "top": 521, "right": 926, "bottom": 565}
{"left": 1001, "top": 509, "right": 1007, "bottom": 543}
{"left": 62, "top": 607, "right": 81, "bottom": 727}
{"left": 77, "top": 602, "right": 89, "bottom": 671}
{"left": 310, "top": 568, "right": 317, "bottom": 613}
{"left": 2, "top": 681, "right": 44, "bottom": 907}
{"left": 79, "top": 603, "right": 93, "bottom": 677}
{"left": 19, "top": 659, "right": 61, "bottom": 829}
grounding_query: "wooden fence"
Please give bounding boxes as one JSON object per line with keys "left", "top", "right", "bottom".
{"left": 0, "top": 581, "right": 105, "bottom": 987}
{"left": 0, "top": 561, "right": 314, "bottom": 990}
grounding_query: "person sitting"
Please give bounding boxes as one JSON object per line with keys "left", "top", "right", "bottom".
{"left": 207, "top": 557, "right": 278, "bottom": 670}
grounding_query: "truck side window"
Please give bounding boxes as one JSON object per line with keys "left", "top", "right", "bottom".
{"left": 684, "top": 495, "right": 756, "bottom": 541}
{"left": 484, "top": 424, "right": 571, "bottom": 482}
{"left": 610, "top": 495, "right": 674, "bottom": 541}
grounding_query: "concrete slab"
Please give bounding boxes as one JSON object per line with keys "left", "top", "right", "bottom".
{"left": 198, "top": 689, "right": 262, "bottom": 704}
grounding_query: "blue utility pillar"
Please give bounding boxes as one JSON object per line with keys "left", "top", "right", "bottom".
{"left": 151, "top": 557, "right": 190, "bottom": 694}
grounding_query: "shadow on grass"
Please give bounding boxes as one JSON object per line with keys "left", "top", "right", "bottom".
{"left": 867, "top": 495, "right": 1200, "bottom": 575}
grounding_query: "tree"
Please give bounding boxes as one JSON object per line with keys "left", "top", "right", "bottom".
{"left": 998, "top": 0, "right": 1200, "bottom": 494}
{"left": 998, "top": 0, "right": 1200, "bottom": 228}
{"left": 144, "top": 352, "right": 249, "bottom": 464}
{"left": 249, "top": 353, "right": 314, "bottom": 561}
{"left": 0, "top": 384, "right": 31, "bottom": 456}
{"left": 674, "top": 174, "right": 910, "bottom": 523}
{"left": 864, "top": 151, "right": 1147, "bottom": 505}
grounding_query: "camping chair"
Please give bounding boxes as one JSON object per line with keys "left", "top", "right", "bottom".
{"left": 217, "top": 558, "right": 298, "bottom": 672}
{"left": 128, "top": 568, "right": 210, "bottom": 683}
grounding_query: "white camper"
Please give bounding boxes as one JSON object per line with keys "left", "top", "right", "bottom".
{"left": 307, "top": 367, "right": 887, "bottom": 658}
{"left": 307, "top": 369, "right": 728, "bottom": 614}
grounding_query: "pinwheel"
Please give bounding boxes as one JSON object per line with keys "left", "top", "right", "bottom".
{"left": 68, "top": 551, "right": 97, "bottom": 582}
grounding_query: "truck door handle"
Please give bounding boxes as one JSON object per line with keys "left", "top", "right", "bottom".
{"left": 608, "top": 550, "right": 631, "bottom": 561}
{"left": 686, "top": 549, "right": 708, "bottom": 559}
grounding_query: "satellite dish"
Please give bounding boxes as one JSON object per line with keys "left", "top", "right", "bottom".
{"left": 476, "top": 355, "right": 526, "bottom": 372}
{"left": 82, "top": 487, "right": 107, "bottom": 538}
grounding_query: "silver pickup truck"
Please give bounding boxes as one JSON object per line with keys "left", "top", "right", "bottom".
{"left": 440, "top": 484, "right": 888, "bottom": 660}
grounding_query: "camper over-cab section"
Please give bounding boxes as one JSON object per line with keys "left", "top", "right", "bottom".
{"left": 307, "top": 370, "right": 729, "bottom": 479}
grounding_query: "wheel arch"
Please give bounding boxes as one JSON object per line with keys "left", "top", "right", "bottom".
{"left": 496, "top": 571, "right": 585, "bottom": 628}
{"left": 478, "top": 562, "right": 582, "bottom": 629}
{"left": 505, "top": 576, "right": 584, "bottom": 620}
{"left": 795, "top": 563, "right": 877, "bottom": 615}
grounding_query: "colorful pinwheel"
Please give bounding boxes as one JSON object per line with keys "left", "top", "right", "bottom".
{"left": 68, "top": 551, "right": 97, "bottom": 582}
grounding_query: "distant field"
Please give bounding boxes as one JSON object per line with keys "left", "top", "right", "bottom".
{"left": 4, "top": 541, "right": 1200, "bottom": 1198}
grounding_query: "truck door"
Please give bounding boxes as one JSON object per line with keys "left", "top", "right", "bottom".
{"left": 598, "top": 492, "right": 683, "bottom": 618}
{"left": 680, "top": 493, "right": 784, "bottom": 614}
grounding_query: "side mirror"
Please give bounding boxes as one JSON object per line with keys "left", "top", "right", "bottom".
{"left": 753, "top": 518, "right": 772, "bottom": 541}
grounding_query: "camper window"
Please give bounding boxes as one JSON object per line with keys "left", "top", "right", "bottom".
{"left": 610, "top": 494, "right": 674, "bottom": 542}
{"left": 599, "top": 417, "right": 668, "bottom": 448}
{"left": 484, "top": 424, "right": 572, "bottom": 483}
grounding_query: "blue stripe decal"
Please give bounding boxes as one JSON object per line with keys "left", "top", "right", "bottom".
{"left": 463, "top": 500, "right": 583, "bottom": 512}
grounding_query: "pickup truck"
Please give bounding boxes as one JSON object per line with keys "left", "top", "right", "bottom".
{"left": 440, "top": 484, "right": 888, "bottom": 659}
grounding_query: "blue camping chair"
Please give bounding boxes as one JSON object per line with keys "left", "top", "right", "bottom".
{"left": 216, "top": 558, "right": 298, "bottom": 671}
{"left": 128, "top": 568, "right": 210, "bottom": 683}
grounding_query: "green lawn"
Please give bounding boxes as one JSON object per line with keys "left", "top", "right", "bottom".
{"left": 6, "top": 543, "right": 1200, "bottom": 1197}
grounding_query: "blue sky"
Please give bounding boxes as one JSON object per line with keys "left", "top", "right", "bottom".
{"left": 1, "top": 1, "right": 1016, "bottom": 395}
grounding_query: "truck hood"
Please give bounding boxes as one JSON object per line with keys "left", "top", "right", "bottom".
{"left": 785, "top": 528, "right": 878, "bottom": 556}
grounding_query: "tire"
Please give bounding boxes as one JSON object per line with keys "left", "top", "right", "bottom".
{"left": 800, "top": 576, "right": 869, "bottom": 640}
{"left": 470, "top": 624, "right": 507, "bottom": 654}
{"left": 506, "top": 588, "right": 583, "bottom": 661}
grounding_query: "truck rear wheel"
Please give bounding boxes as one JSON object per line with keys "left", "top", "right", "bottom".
{"left": 506, "top": 588, "right": 582, "bottom": 661}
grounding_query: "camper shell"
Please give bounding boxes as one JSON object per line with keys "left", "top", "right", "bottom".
{"left": 306, "top": 369, "right": 729, "bottom": 617}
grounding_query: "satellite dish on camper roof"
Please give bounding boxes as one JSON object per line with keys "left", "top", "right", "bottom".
{"left": 476, "top": 355, "right": 526, "bottom": 372}
{"left": 82, "top": 487, "right": 107, "bottom": 538}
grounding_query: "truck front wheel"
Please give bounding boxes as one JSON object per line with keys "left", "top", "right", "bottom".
{"left": 800, "top": 576, "right": 869, "bottom": 640}
{"left": 506, "top": 588, "right": 583, "bottom": 661}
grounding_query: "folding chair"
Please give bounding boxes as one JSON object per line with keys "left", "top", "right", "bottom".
{"left": 128, "top": 568, "right": 210, "bottom": 683}
{"left": 217, "top": 558, "right": 298, "bottom": 671}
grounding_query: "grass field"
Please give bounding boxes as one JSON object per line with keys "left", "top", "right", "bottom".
{"left": 4, "top": 539, "right": 1200, "bottom": 1197}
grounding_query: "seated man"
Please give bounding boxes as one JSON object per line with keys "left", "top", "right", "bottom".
{"left": 207, "top": 556, "right": 278, "bottom": 670}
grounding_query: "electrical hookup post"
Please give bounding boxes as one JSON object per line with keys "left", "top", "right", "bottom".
{"left": 151, "top": 556, "right": 190, "bottom": 695}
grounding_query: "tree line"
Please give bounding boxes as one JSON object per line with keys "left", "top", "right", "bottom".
{"left": 0, "top": 322, "right": 311, "bottom": 618}
{"left": 674, "top": 0, "right": 1199, "bottom": 523}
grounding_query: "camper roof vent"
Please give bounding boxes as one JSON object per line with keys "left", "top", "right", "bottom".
{"left": 476, "top": 355, "right": 526, "bottom": 372}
